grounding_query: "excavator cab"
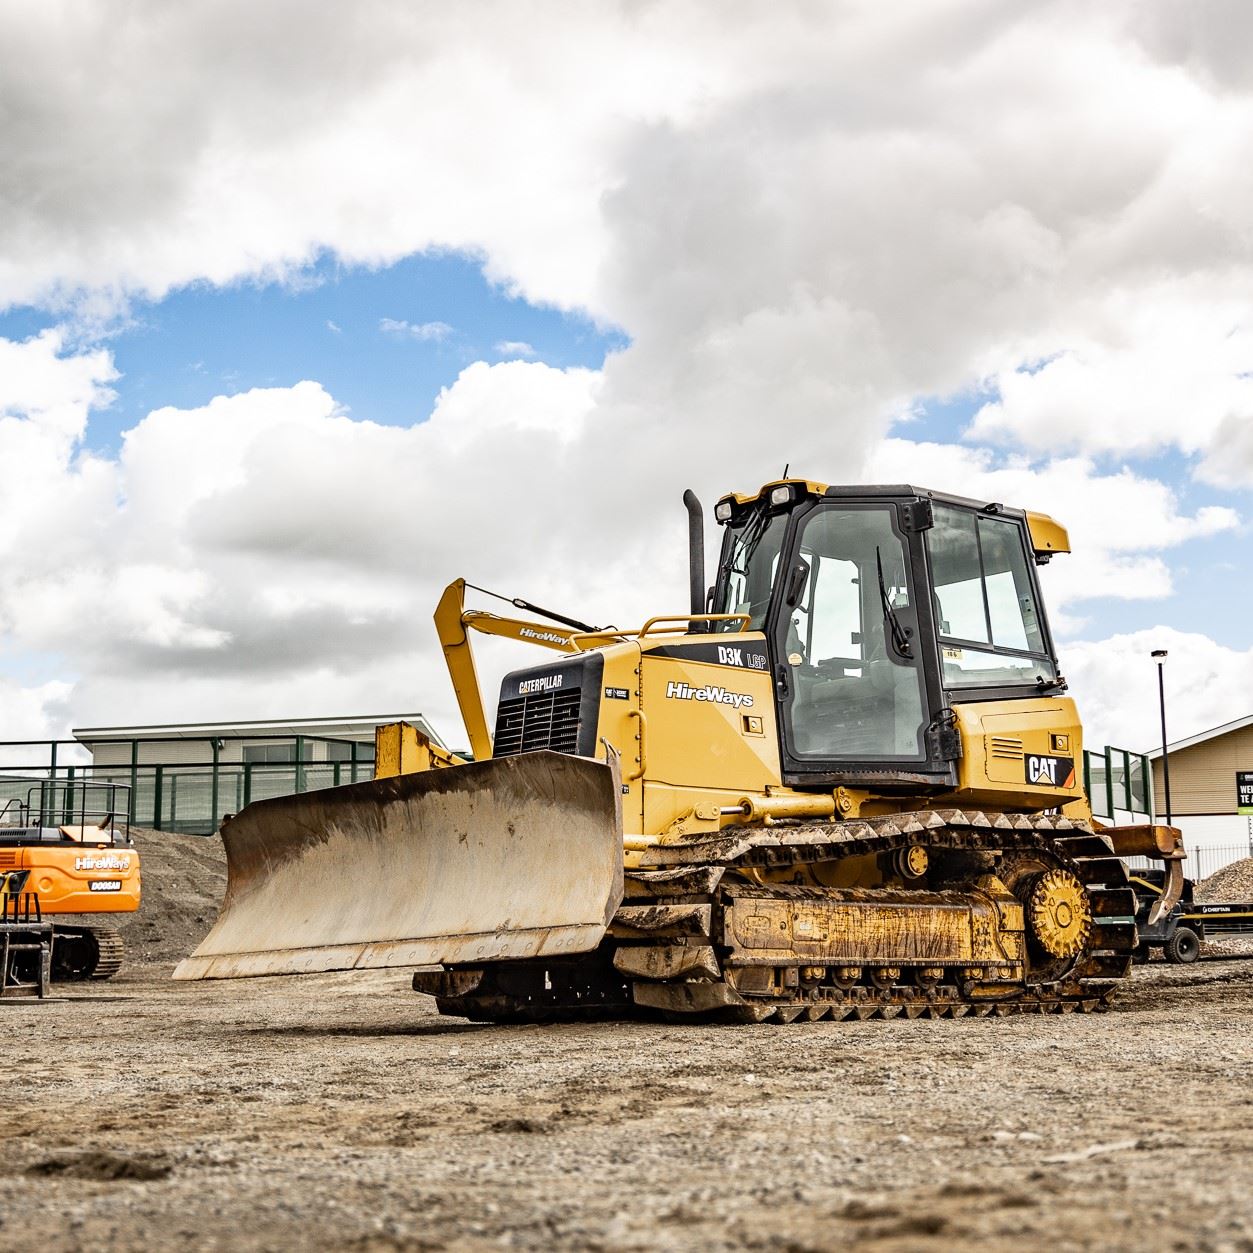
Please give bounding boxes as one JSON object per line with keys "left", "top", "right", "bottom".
{"left": 711, "top": 484, "right": 1065, "bottom": 791}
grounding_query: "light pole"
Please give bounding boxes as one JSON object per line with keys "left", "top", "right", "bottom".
{"left": 1151, "top": 649, "right": 1173, "bottom": 827}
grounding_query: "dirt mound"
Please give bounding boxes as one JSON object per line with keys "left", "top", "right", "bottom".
{"left": 62, "top": 826, "right": 226, "bottom": 971}
{"left": 125, "top": 827, "right": 227, "bottom": 967}
{"left": 1195, "top": 856, "right": 1253, "bottom": 902}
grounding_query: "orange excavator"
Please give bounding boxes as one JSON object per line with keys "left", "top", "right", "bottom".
{"left": 0, "top": 778, "right": 140, "bottom": 986}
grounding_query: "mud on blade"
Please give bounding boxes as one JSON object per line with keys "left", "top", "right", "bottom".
{"left": 173, "top": 752, "right": 623, "bottom": 980}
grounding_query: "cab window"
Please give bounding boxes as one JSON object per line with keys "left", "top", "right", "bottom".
{"left": 781, "top": 505, "right": 927, "bottom": 761}
{"left": 928, "top": 506, "right": 1055, "bottom": 689}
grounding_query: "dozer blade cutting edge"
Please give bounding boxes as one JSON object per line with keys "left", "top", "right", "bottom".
{"left": 173, "top": 751, "right": 623, "bottom": 980}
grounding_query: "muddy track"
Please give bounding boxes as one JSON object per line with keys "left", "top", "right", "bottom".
{"left": 439, "top": 812, "right": 1136, "bottom": 1024}
{"left": 3, "top": 954, "right": 1251, "bottom": 1251}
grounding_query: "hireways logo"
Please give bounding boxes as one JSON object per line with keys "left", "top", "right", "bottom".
{"left": 665, "top": 680, "right": 754, "bottom": 710}
{"left": 519, "top": 627, "right": 569, "bottom": 646}
{"left": 74, "top": 853, "right": 132, "bottom": 873}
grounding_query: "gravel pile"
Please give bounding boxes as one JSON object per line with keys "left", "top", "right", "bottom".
{"left": 1195, "top": 856, "right": 1253, "bottom": 902}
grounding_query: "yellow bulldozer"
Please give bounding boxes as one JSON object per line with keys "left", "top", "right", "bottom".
{"left": 176, "top": 479, "right": 1184, "bottom": 1022}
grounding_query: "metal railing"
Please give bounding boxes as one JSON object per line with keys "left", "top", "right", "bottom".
{"left": 0, "top": 735, "right": 376, "bottom": 835}
{"left": 1084, "top": 745, "right": 1152, "bottom": 822}
{"left": 0, "top": 777, "right": 132, "bottom": 837}
{"left": 1125, "top": 842, "right": 1251, "bottom": 887}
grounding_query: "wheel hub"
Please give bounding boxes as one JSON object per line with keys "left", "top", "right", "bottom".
{"left": 1027, "top": 869, "right": 1092, "bottom": 958}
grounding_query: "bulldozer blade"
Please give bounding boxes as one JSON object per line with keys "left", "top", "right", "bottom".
{"left": 173, "top": 751, "right": 623, "bottom": 980}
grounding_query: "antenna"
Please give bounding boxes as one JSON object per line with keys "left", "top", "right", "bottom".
{"left": 782, "top": 463, "right": 790, "bottom": 478}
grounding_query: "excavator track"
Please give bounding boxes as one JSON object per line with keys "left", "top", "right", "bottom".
{"left": 50, "top": 924, "right": 125, "bottom": 981}
{"left": 425, "top": 810, "right": 1136, "bottom": 1024}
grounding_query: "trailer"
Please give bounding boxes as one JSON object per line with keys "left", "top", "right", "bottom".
{"left": 1129, "top": 867, "right": 1253, "bottom": 963}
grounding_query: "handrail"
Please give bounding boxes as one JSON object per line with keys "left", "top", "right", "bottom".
{"left": 567, "top": 613, "right": 753, "bottom": 650}
{"left": 0, "top": 797, "right": 28, "bottom": 826}
{"left": 566, "top": 629, "right": 632, "bottom": 650}
{"left": 638, "top": 613, "right": 751, "bottom": 637}
{"left": 625, "top": 710, "right": 647, "bottom": 782}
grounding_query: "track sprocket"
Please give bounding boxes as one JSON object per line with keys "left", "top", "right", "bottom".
{"left": 1026, "top": 868, "right": 1092, "bottom": 959}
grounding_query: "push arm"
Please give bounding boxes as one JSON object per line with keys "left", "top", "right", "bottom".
{"left": 433, "top": 580, "right": 581, "bottom": 762}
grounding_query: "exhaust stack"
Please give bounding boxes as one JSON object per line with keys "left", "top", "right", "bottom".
{"left": 682, "top": 489, "right": 705, "bottom": 621}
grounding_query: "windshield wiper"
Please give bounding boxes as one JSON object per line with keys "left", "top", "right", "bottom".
{"left": 875, "top": 547, "right": 912, "bottom": 658}
{"left": 722, "top": 504, "right": 772, "bottom": 580}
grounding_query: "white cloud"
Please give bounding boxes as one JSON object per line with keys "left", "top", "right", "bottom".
{"left": 966, "top": 293, "right": 1253, "bottom": 464}
{"left": 326, "top": 319, "right": 341, "bottom": 334}
{"left": 0, "top": 337, "right": 1238, "bottom": 749}
{"left": 0, "top": 347, "right": 620, "bottom": 737}
{"left": 423, "top": 359, "right": 598, "bottom": 452}
{"left": 0, "top": 6, "right": 1252, "bottom": 742}
{"left": 0, "top": 332, "right": 121, "bottom": 644}
{"left": 494, "top": 340, "right": 536, "bottom": 358}
{"left": 0, "top": 327, "right": 1244, "bottom": 757}
{"left": 378, "top": 318, "right": 452, "bottom": 341}
{"left": 0, "top": 328, "right": 116, "bottom": 440}
{"left": 1063, "top": 628, "right": 1253, "bottom": 754}
{"left": 1198, "top": 412, "right": 1253, "bottom": 489}
{"left": 0, "top": 679, "right": 74, "bottom": 755}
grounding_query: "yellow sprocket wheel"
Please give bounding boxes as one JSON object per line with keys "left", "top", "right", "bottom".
{"left": 1027, "top": 868, "right": 1092, "bottom": 959}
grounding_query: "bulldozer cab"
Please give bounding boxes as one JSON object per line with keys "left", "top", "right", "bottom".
{"left": 712, "top": 484, "right": 1065, "bottom": 790}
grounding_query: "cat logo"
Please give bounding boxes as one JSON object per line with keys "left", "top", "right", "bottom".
{"left": 1025, "top": 754, "right": 1075, "bottom": 788}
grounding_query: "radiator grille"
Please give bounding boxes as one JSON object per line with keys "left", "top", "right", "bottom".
{"left": 989, "top": 735, "right": 1025, "bottom": 761}
{"left": 494, "top": 688, "right": 584, "bottom": 757}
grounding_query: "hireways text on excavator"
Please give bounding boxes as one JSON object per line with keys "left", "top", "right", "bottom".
{"left": 176, "top": 479, "right": 1184, "bottom": 1023}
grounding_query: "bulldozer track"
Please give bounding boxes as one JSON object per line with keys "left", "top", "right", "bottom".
{"left": 431, "top": 810, "right": 1137, "bottom": 1024}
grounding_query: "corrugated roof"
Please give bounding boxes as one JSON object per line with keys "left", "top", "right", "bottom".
{"left": 1145, "top": 712, "right": 1253, "bottom": 759}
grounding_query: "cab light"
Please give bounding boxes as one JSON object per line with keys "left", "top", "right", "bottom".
{"left": 714, "top": 501, "right": 733, "bottom": 522}
{"left": 770, "top": 485, "right": 792, "bottom": 506}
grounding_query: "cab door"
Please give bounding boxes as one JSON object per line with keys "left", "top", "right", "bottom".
{"left": 771, "top": 500, "right": 934, "bottom": 780}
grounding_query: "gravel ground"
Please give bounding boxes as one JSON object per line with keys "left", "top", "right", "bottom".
{"left": 3, "top": 955, "right": 1252, "bottom": 1252}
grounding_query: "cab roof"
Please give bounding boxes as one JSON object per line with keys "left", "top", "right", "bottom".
{"left": 715, "top": 479, "right": 1069, "bottom": 557}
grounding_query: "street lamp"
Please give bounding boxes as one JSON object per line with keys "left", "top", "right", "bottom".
{"left": 1151, "top": 649, "right": 1173, "bottom": 827}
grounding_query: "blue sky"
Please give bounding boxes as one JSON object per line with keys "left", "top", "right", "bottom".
{"left": 0, "top": 253, "right": 626, "bottom": 452}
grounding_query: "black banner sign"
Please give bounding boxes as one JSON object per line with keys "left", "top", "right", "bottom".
{"left": 1238, "top": 771, "right": 1253, "bottom": 814}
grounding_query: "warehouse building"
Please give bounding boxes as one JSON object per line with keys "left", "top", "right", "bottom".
{"left": 1148, "top": 713, "right": 1253, "bottom": 876}
{"left": 73, "top": 713, "right": 445, "bottom": 768}
{"left": 57, "top": 713, "right": 447, "bottom": 834}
